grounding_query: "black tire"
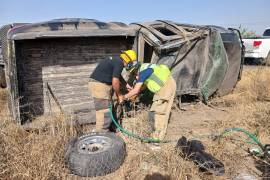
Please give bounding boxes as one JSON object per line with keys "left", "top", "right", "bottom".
{"left": 0, "top": 66, "right": 6, "bottom": 88}
{"left": 65, "top": 132, "right": 126, "bottom": 177}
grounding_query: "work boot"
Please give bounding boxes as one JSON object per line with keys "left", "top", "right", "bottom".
{"left": 151, "top": 130, "right": 166, "bottom": 141}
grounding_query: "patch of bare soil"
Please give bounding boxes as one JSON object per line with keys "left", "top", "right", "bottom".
{"left": 167, "top": 102, "right": 229, "bottom": 141}
{"left": 0, "top": 66, "right": 270, "bottom": 179}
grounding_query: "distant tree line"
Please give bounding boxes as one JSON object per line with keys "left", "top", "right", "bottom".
{"left": 239, "top": 25, "right": 258, "bottom": 38}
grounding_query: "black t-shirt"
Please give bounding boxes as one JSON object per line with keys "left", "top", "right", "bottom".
{"left": 90, "top": 57, "right": 124, "bottom": 85}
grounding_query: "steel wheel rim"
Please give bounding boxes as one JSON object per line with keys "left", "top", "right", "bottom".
{"left": 78, "top": 136, "right": 113, "bottom": 154}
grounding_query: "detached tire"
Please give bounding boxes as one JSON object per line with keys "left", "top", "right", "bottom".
{"left": 65, "top": 132, "right": 126, "bottom": 177}
{"left": 0, "top": 66, "right": 6, "bottom": 88}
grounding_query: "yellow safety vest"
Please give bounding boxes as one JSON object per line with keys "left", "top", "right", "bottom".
{"left": 139, "top": 63, "right": 171, "bottom": 93}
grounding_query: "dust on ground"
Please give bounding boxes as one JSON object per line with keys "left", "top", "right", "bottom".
{"left": 0, "top": 66, "right": 270, "bottom": 180}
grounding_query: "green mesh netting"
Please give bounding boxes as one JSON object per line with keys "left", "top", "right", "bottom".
{"left": 201, "top": 31, "right": 229, "bottom": 101}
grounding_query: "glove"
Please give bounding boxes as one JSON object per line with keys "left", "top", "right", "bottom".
{"left": 129, "top": 95, "right": 138, "bottom": 102}
{"left": 118, "top": 95, "right": 125, "bottom": 104}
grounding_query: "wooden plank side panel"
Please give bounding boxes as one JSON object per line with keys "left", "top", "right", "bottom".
{"left": 16, "top": 37, "right": 133, "bottom": 123}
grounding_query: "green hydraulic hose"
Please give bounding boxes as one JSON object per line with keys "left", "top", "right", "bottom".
{"left": 109, "top": 104, "right": 265, "bottom": 148}
{"left": 109, "top": 105, "right": 168, "bottom": 143}
{"left": 218, "top": 127, "right": 264, "bottom": 150}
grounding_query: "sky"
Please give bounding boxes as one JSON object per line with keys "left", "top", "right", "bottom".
{"left": 0, "top": 0, "right": 269, "bottom": 34}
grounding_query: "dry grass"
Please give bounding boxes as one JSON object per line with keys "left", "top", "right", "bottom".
{"left": 0, "top": 106, "right": 74, "bottom": 179}
{"left": 213, "top": 66, "right": 270, "bottom": 137}
{"left": 208, "top": 66, "right": 270, "bottom": 178}
{"left": 0, "top": 66, "right": 270, "bottom": 179}
{"left": 122, "top": 111, "right": 152, "bottom": 138}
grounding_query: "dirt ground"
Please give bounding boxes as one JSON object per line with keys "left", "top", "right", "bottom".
{"left": 0, "top": 66, "right": 270, "bottom": 180}
{"left": 167, "top": 102, "right": 228, "bottom": 141}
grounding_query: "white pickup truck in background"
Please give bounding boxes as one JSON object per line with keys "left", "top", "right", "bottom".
{"left": 243, "top": 28, "right": 270, "bottom": 65}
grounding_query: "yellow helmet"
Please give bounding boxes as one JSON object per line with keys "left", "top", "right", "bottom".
{"left": 120, "top": 50, "right": 137, "bottom": 63}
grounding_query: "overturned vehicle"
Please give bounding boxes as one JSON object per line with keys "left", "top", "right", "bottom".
{"left": 0, "top": 18, "right": 244, "bottom": 124}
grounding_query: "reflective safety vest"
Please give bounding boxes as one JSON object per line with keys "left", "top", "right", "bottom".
{"left": 139, "top": 63, "right": 171, "bottom": 93}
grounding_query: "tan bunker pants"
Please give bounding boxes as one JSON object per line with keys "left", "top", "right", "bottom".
{"left": 88, "top": 81, "right": 112, "bottom": 131}
{"left": 150, "top": 76, "right": 176, "bottom": 140}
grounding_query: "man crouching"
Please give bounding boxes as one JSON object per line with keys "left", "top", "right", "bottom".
{"left": 89, "top": 50, "right": 136, "bottom": 132}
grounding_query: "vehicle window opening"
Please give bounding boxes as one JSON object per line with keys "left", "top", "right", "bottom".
{"left": 263, "top": 29, "right": 270, "bottom": 36}
{"left": 154, "top": 26, "right": 177, "bottom": 36}
{"left": 143, "top": 41, "right": 153, "bottom": 63}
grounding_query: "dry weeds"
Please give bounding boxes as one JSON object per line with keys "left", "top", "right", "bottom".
{"left": 213, "top": 66, "right": 270, "bottom": 137}
{"left": 0, "top": 66, "right": 269, "bottom": 180}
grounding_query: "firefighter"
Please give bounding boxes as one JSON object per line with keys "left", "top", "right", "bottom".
{"left": 122, "top": 59, "right": 176, "bottom": 140}
{"left": 88, "top": 50, "right": 136, "bottom": 132}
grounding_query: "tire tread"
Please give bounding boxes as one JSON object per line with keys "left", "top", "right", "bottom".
{"left": 65, "top": 132, "right": 125, "bottom": 177}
